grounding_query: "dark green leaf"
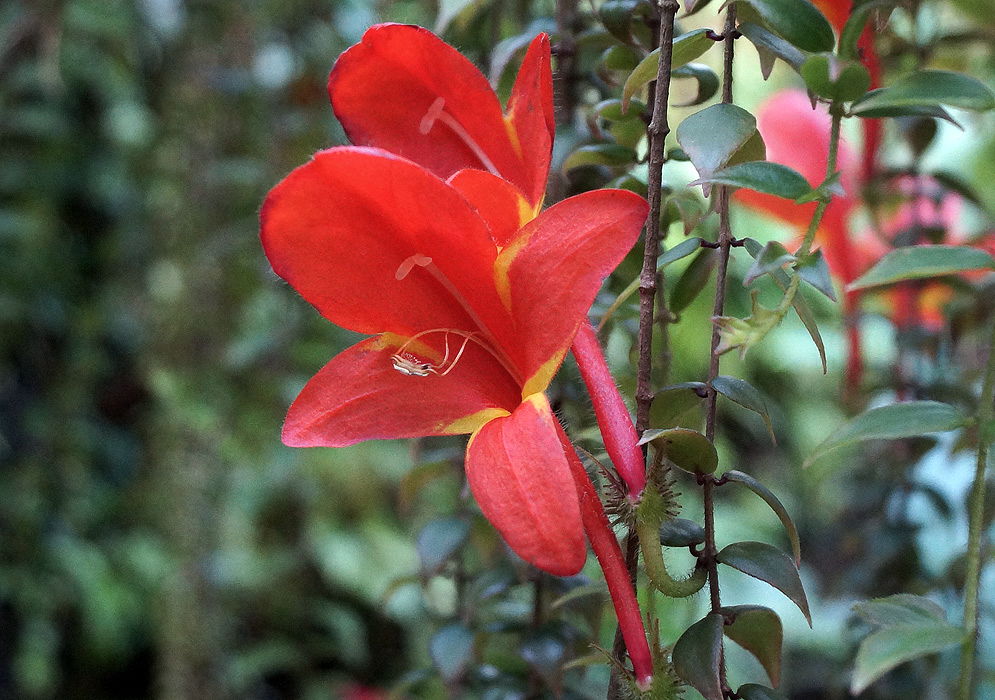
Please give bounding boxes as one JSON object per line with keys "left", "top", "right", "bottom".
{"left": 850, "top": 100, "right": 961, "bottom": 127}
{"left": 638, "top": 427, "right": 718, "bottom": 475}
{"left": 738, "top": 22, "right": 807, "bottom": 79}
{"left": 851, "top": 623, "right": 963, "bottom": 694}
{"left": 804, "top": 401, "right": 968, "bottom": 468}
{"left": 599, "top": 0, "right": 652, "bottom": 46}
{"left": 852, "top": 594, "right": 947, "bottom": 628}
{"left": 800, "top": 53, "right": 871, "bottom": 102}
{"left": 659, "top": 517, "right": 706, "bottom": 547}
{"left": 676, "top": 103, "right": 758, "bottom": 197}
{"left": 717, "top": 541, "right": 811, "bottom": 624}
{"left": 848, "top": 245, "right": 995, "bottom": 290}
{"left": 430, "top": 623, "right": 475, "bottom": 682}
{"left": 594, "top": 98, "right": 646, "bottom": 122}
{"left": 561, "top": 144, "right": 637, "bottom": 173}
{"left": 839, "top": 0, "right": 900, "bottom": 59}
{"left": 670, "top": 248, "right": 716, "bottom": 313}
{"left": 796, "top": 249, "right": 837, "bottom": 301}
{"left": 650, "top": 382, "right": 705, "bottom": 429}
{"left": 712, "top": 376, "right": 775, "bottom": 443}
{"left": 417, "top": 517, "right": 470, "bottom": 576}
{"left": 738, "top": 684, "right": 788, "bottom": 700}
{"left": 720, "top": 605, "right": 783, "bottom": 686}
{"left": 621, "top": 29, "right": 714, "bottom": 109}
{"left": 663, "top": 189, "right": 708, "bottom": 236}
{"left": 672, "top": 63, "right": 721, "bottom": 106}
{"left": 660, "top": 237, "right": 705, "bottom": 267}
{"left": 520, "top": 633, "right": 567, "bottom": 687}
{"left": 733, "top": 0, "right": 835, "bottom": 52}
{"left": 744, "top": 241, "right": 797, "bottom": 286}
{"left": 724, "top": 470, "right": 800, "bottom": 566}
{"left": 673, "top": 613, "right": 724, "bottom": 700}
{"left": 852, "top": 70, "right": 995, "bottom": 113}
{"left": 691, "top": 161, "right": 811, "bottom": 200}
{"left": 600, "top": 44, "right": 642, "bottom": 72}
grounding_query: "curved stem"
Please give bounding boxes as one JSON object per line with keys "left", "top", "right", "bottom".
{"left": 554, "top": 421, "right": 654, "bottom": 688}
{"left": 957, "top": 319, "right": 995, "bottom": 700}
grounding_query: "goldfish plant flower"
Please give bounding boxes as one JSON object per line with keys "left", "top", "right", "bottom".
{"left": 261, "top": 146, "right": 646, "bottom": 576}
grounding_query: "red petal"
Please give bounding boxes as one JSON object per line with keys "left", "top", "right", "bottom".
{"left": 448, "top": 169, "right": 536, "bottom": 248}
{"left": 505, "top": 33, "right": 555, "bottom": 205}
{"left": 497, "top": 190, "right": 648, "bottom": 393}
{"left": 328, "top": 24, "right": 531, "bottom": 196}
{"left": 261, "top": 147, "right": 510, "bottom": 338}
{"left": 465, "top": 393, "right": 585, "bottom": 575}
{"left": 283, "top": 334, "right": 520, "bottom": 447}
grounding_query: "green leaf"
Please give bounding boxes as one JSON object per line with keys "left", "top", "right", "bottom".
{"left": 712, "top": 376, "right": 775, "bottom": 443}
{"left": 839, "top": 0, "right": 901, "bottom": 59}
{"left": 848, "top": 245, "right": 995, "bottom": 290}
{"left": 724, "top": 470, "right": 800, "bottom": 566}
{"left": 796, "top": 249, "right": 837, "bottom": 301}
{"left": 594, "top": 98, "right": 646, "bottom": 122}
{"left": 691, "top": 161, "right": 811, "bottom": 201}
{"left": 670, "top": 248, "right": 716, "bottom": 313}
{"left": 598, "top": 0, "right": 653, "bottom": 46}
{"left": 851, "top": 70, "right": 995, "bottom": 114}
{"left": 430, "top": 623, "right": 475, "bottom": 682}
{"left": 638, "top": 427, "right": 719, "bottom": 475}
{"left": 650, "top": 382, "right": 705, "bottom": 429}
{"left": 713, "top": 290, "right": 784, "bottom": 358}
{"left": 417, "top": 517, "right": 471, "bottom": 576}
{"left": 400, "top": 460, "right": 453, "bottom": 511}
{"left": 621, "top": 29, "right": 715, "bottom": 109}
{"left": 737, "top": 684, "right": 788, "bottom": 700}
{"left": 520, "top": 633, "right": 568, "bottom": 687}
{"left": 676, "top": 103, "right": 758, "bottom": 197}
{"left": 800, "top": 53, "right": 871, "bottom": 102}
{"left": 717, "top": 541, "right": 811, "bottom": 624}
{"left": 737, "top": 22, "right": 807, "bottom": 79}
{"left": 672, "top": 63, "right": 721, "bottom": 106}
{"left": 851, "top": 623, "right": 963, "bottom": 694}
{"left": 720, "top": 605, "right": 783, "bottom": 686}
{"left": 435, "top": 0, "right": 487, "bottom": 34}
{"left": 659, "top": 517, "right": 707, "bottom": 547}
{"left": 561, "top": 144, "right": 637, "bottom": 173}
{"left": 600, "top": 44, "right": 642, "bottom": 72}
{"left": 663, "top": 190, "right": 708, "bottom": 236}
{"left": 660, "top": 237, "right": 705, "bottom": 268}
{"left": 853, "top": 594, "right": 948, "bottom": 628}
{"left": 744, "top": 241, "right": 798, "bottom": 286}
{"left": 850, "top": 101, "right": 961, "bottom": 127}
{"left": 804, "top": 401, "right": 968, "bottom": 468}
{"left": 732, "top": 0, "right": 835, "bottom": 52}
{"left": 673, "top": 613, "right": 724, "bottom": 700}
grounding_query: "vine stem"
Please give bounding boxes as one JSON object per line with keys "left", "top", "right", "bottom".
{"left": 957, "top": 318, "right": 995, "bottom": 700}
{"left": 554, "top": 421, "right": 654, "bottom": 688}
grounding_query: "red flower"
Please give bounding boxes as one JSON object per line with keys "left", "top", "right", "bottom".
{"left": 328, "top": 23, "right": 553, "bottom": 210}
{"left": 261, "top": 147, "right": 646, "bottom": 575}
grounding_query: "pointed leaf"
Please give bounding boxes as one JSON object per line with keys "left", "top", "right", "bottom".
{"left": 724, "top": 470, "right": 800, "bottom": 566}
{"left": 850, "top": 100, "right": 961, "bottom": 126}
{"left": 673, "top": 613, "right": 724, "bottom": 700}
{"left": 670, "top": 248, "right": 716, "bottom": 313}
{"left": 720, "top": 605, "right": 783, "bottom": 686}
{"left": 672, "top": 63, "right": 721, "bottom": 107}
{"left": 733, "top": 0, "right": 835, "bottom": 52}
{"left": 712, "top": 376, "right": 775, "bottom": 443}
{"left": 800, "top": 53, "right": 871, "bottom": 103}
{"left": 650, "top": 382, "right": 706, "bottom": 429}
{"left": 659, "top": 517, "right": 707, "bottom": 547}
{"left": 561, "top": 143, "right": 638, "bottom": 173}
{"left": 796, "top": 249, "right": 837, "bottom": 301}
{"left": 839, "top": 0, "right": 901, "bottom": 59}
{"left": 744, "top": 241, "right": 798, "bottom": 286}
{"left": 660, "top": 237, "right": 705, "bottom": 268}
{"left": 677, "top": 103, "right": 758, "bottom": 197}
{"left": 738, "top": 22, "right": 806, "bottom": 72}
{"left": 717, "top": 541, "right": 811, "bottom": 624}
{"left": 852, "top": 594, "right": 948, "bottom": 628}
{"left": 621, "top": 29, "right": 714, "bottom": 109}
{"left": 691, "top": 161, "right": 811, "bottom": 201}
{"left": 639, "top": 428, "right": 718, "bottom": 475}
{"left": 851, "top": 623, "right": 963, "bottom": 694}
{"left": 737, "top": 684, "right": 788, "bottom": 700}
{"left": 417, "top": 517, "right": 471, "bottom": 576}
{"left": 804, "top": 401, "right": 968, "bottom": 468}
{"left": 851, "top": 69, "right": 995, "bottom": 114}
{"left": 430, "top": 623, "right": 475, "bottom": 682}
{"left": 848, "top": 245, "right": 995, "bottom": 290}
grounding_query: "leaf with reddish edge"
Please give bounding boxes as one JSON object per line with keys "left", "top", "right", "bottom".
{"left": 261, "top": 147, "right": 510, "bottom": 341}
{"left": 282, "top": 335, "right": 520, "bottom": 447}
{"left": 499, "top": 189, "right": 647, "bottom": 393}
{"left": 466, "top": 394, "right": 586, "bottom": 576}
{"left": 719, "top": 605, "right": 784, "bottom": 686}
{"left": 673, "top": 613, "right": 724, "bottom": 700}
{"left": 328, "top": 24, "right": 552, "bottom": 205}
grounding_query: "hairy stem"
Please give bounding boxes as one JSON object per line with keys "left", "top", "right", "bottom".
{"left": 957, "top": 319, "right": 995, "bottom": 700}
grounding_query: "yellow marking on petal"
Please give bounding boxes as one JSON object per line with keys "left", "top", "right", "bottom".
{"left": 521, "top": 346, "right": 569, "bottom": 398}
{"left": 375, "top": 332, "right": 441, "bottom": 362}
{"left": 503, "top": 114, "right": 524, "bottom": 159}
{"left": 493, "top": 232, "right": 530, "bottom": 311}
{"left": 517, "top": 194, "right": 538, "bottom": 229}
{"left": 442, "top": 407, "right": 511, "bottom": 435}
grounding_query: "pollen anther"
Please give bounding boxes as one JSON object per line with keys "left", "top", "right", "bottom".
{"left": 390, "top": 328, "right": 477, "bottom": 378}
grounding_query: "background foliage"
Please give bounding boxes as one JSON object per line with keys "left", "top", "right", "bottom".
{"left": 1, "top": 0, "right": 992, "bottom": 698}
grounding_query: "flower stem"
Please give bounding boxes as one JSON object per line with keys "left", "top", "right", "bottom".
{"left": 573, "top": 322, "right": 646, "bottom": 495}
{"left": 555, "top": 420, "right": 654, "bottom": 688}
{"left": 957, "top": 318, "right": 995, "bottom": 700}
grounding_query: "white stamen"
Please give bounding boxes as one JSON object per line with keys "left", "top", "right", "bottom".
{"left": 395, "top": 253, "right": 433, "bottom": 281}
{"left": 419, "top": 97, "right": 446, "bottom": 135}
{"left": 418, "top": 96, "right": 502, "bottom": 178}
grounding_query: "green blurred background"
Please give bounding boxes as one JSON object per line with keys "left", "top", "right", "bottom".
{"left": 2, "top": 0, "right": 994, "bottom": 698}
